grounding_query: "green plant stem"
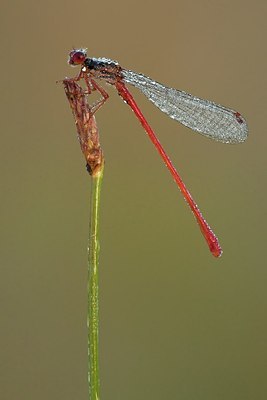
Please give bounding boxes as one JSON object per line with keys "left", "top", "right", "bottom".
{"left": 87, "top": 165, "right": 104, "bottom": 400}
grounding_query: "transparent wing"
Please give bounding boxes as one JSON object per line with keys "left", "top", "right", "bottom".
{"left": 122, "top": 69, "right": 248, "bottom": 144}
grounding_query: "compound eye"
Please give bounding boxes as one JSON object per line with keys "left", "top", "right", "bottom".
{"left": 68, "top": 49, "right": 87, "bottom": 65}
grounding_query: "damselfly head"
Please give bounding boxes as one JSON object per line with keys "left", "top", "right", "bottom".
{"left": 68, "top": 48, "right": 87, "bottom": 66}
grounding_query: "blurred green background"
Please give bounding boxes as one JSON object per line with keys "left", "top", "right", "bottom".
{"left": 1, "top": 1, "right": 266, "bottom": 399}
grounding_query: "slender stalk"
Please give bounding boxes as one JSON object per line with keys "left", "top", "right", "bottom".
{"left": 87, "top": 165, "right": 104, "bottom": 400}
{"left": 62, "top": 77, "right": 104, "bottom": 400}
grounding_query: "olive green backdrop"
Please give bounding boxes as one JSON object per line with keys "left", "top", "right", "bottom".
{"left": 1, "top": 1, "right": 266, "bottom": 399}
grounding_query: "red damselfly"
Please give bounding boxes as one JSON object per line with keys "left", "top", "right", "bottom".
{"left": 65, "top": 48, "right": 248, "bottom": 257}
